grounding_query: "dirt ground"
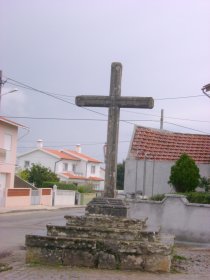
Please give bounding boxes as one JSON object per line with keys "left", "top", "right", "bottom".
{"left": 0, "top": 243, "right": 210, "bottom": 280}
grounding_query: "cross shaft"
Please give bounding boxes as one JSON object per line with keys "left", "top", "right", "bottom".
{"left": 76, "top": 62, "right": 154, "bottom": 198}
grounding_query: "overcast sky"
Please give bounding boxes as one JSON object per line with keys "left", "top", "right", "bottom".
{"left": 1, "top": 0, "right": 210, "bottom": 163}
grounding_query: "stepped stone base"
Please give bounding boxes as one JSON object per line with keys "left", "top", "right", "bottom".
{"left": 25, "top": 213, "right": 174, "bottom": 272}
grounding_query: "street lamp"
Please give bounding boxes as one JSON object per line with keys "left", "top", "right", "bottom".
{"left": 1, "top": 88, "right": 18, "bottom": 96}
{"left": 202, "top": 83, "right": 210, "bottom": 98}
{"left": 0, "top": 88, "right": 18, "bottom": 113}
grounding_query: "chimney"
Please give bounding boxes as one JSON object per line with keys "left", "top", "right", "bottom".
{"left": 37, "top": 139, "right": 43, "bottom": 149}
{"left": 75, "top": 144, "right": 81, "bottom": 153}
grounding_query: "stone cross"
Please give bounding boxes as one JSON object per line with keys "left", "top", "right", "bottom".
{"left": 76, "top": 62, "right": 154, "bottom": 198}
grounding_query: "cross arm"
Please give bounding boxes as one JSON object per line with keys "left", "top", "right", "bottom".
{"left": 75, "top": 95, "right": 154, "bottom": 109}
{"left": 75, "top": 95, "right": 111, "bottom": 107}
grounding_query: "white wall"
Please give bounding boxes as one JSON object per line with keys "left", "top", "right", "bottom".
{"left": 128, "top": 194, "right": 210, "bottom": 243}
{"left": 53, "top": 189, "right": 75, "bottom": 206}
{"left": 124, "top": 158, "right": 210, "bottom": 197}
{"left": 86, "top": 162, "right": 101, "bottom": 178}
{"left": 18, "top": 150, "right": 57, "bottom": 171}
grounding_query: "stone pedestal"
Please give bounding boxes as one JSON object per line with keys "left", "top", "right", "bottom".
{"left": 26, "top": 212, "right": 174, "bottom": 272}
{"left": 86, "top": 197, "right": 128, "bottom": 217}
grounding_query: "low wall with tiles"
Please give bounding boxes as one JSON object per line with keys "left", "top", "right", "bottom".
{"left": 5, "top": 188, "right": 31, "bottom": 208}
{"left": 128, "top": 194, "right": 210, "bottom": 243}
{"left": 40, "top": 188, "right": 52, "bottom": 206}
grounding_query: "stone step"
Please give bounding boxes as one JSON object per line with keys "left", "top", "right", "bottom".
{"left": 64, "top": 214, "right": 148, "bottom": 230}
{"left": 25, "top": 234, "right": 174, "bottom": 272}
{"left": 46, "top": 224, "right": 160, "bottom": 242}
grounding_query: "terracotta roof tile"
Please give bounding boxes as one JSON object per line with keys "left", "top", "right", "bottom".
{"left": 62, "top": 172, "right": 103, "bottom": 181}
{"left": 43, "top": 149, "right": 80, "bottom": 161}
{"left": 64, "top": 149, "right": 101, "bottom": 163}
{"left": 130, "top": 126, "right": 210, "bottom": 163}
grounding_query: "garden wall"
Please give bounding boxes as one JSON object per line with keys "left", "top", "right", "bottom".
{"left": 128, "top": 194, "right": 210, "bottom": 243}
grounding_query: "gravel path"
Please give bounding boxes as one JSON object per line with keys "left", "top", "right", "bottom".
{"left": 0, "top": 243, "right": 210, "bottom": 280}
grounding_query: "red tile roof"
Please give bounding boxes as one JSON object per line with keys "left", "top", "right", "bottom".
{"left": 43, "top": 149, "right": 80, "bottom": 161}
{"left": 62, "top": 172, "right": 104, "bottom": 181}
{"left": 130, "top": 126, "right": 210, "bottom": 164}
{"left": 64, "top": 149, "right": 101, "bottom": 163}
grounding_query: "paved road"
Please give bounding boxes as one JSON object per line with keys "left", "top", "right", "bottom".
{"left": 0, "top": 207, "right": 85, "bottom": 250}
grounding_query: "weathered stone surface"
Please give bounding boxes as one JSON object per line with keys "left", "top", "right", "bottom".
{"left": 65, "top": 214, "right": 148, "bottom": 230}
{"left": 25, "top": 214, "right": 174, "bottom": 272}
{"left": 47, "top": 224, "right": 159, "bottom": 242}
{"left": 62, "top": 250, "right": 96, "bottom": 267}
{"left": 26, "top": 247, "right": 63, "bottom": 265}
{"left": 97, "top": 252, "right": 117, "bottom": 269}
{"left": 120, "top": 254, "right": 144, "bottom": 270}
{"left": 86, "top": 198, "right": 128, "bottom": 217}
{"left": 144, "top": 255, "right": 171, "bottom": 273}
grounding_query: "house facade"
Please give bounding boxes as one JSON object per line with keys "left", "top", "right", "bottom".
{"left": 17, "top": 141, "right": 104, "bottom": 190}
{"left": 124, "top": 126, "right": 210, "bottom": 197}
{"left": 0, "top": 117, "right": 23, "bottom": 206}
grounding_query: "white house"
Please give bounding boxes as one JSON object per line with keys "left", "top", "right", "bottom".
{"left": 124, "top": 126, "right": 210, "bottom": 197}
{"left": 17, "top": 140, "right": 104, "bottom": 190}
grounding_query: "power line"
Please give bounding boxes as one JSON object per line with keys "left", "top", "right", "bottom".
{"left": 5, "top": 76, "right": 206, "bottom": 102}
{"left": 3, "top": 76, "right": 209, "bottom": 132}
{"left": 17, "top": 140, "right": 131, "bottom": 149}
{"left": 5, "top": 77, "right": 135, "bottom": 126}
{"left": 2, "top": 115, "right": 209, "bottom": 134}
{"left": 5, "top": 77, "right": 108, "bottom": 118}
{"left": 155, "top": 95, "right": 204, "bottom": 100}
{"left": 122, "top": 109, "right": 210, "bottom": 123}
{"left": 164, "top": 121, "right": 209, "bottom": 134}
{"left": 2, "top": 116, "right": 158, "bottom": 122}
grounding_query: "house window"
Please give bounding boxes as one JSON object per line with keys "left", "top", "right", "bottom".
{"left": 63, "top": 163, "right": 68, "bottom": 171}
{"left": 72, "top": 164, "right": 76, "bottom": 173}
{"left": 91, "top": 165, "right": 96, "bottom": 174}
{"left": 24, "top": 161, "right": 30, "bottom": 168}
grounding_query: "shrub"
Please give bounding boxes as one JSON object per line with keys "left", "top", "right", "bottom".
{"left": 42, "top": 181, "right": 77, "bottom": 190}
{"left": 169, "top": 154, "right": 200, "bottom": 193}
{"left": 185, "top": 192, "right": 210, "bottom": 204}
{"left": 199, "top": 177, "right": 210, "bottom": 192}
{"left": 77, "top": 185, "right": 95, "bottom": 193}
{"left": 150, "top": 192, "right": 210, "bottom": 204}
{"left": 150, "top": 194, "right": 165, "bottom": 201}
{"left": 42, "top": 181, "right": 95, "bottom": 193}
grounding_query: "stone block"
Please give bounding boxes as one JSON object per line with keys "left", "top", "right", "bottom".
{"left": 65, "top": 214, "right": 147, "bottom": 230}
{"left": 97, "top": 252, "right": 117, "bottom": 269}
{"left": 63, "top": 250, "right": 96, "bottom": 267}
{"left": 26, "top": 247, "right": 63, "bottom": 265}
{"left": 120, "top": 254, "right": 144, "bottom": 270}
{"left": 86, "top": 198, "right": 128, "bottom": 217}
{"left": 144, "top": 255, "right": 171, "bottom": 272}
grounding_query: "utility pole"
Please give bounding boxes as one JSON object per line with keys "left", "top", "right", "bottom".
{"left": 160, "top": 109, "right": 164, "bottom": 130}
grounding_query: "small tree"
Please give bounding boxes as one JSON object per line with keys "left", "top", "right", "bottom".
{"left": 21, "top": 164, "right": 59, "bottom": 187}
{"left": 169, "top": 153, "right": 200, "bottom": 192}
{"left": 18, "top": 169, "right": 30, "bottom": 181}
